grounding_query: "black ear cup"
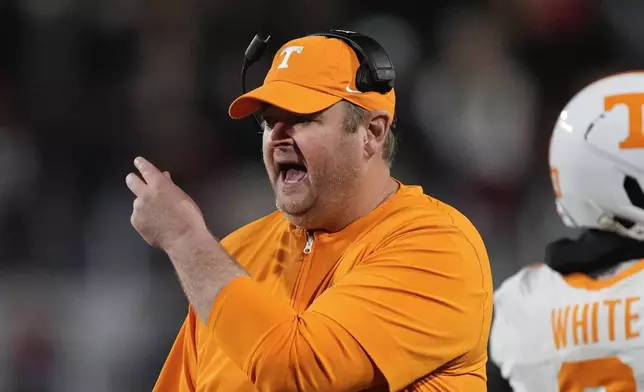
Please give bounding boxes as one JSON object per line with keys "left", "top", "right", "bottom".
{"left": 355, "top": 64, "right": 374, "bottom": 92}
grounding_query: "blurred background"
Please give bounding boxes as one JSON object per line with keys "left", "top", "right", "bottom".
{"left": 0, "top": 0, "right": 641, "bottom": 390}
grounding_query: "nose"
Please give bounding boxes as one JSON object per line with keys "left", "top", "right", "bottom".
{"left": 268, "top": 121, "right": 295, "bottom": 148}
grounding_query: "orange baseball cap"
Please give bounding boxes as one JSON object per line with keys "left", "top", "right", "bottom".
{"left": 228, "top": 35, "right": 396, "bottom": 124}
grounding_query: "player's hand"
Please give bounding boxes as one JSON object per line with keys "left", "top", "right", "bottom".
{"left": 126, "top": 156, "right": 207, "bottom": 250}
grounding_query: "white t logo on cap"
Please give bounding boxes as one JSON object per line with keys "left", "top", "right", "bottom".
{"left": 276, "top": 46, "right": 304, "bottom": 69}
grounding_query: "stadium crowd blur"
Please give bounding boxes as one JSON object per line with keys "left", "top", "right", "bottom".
{"left": 0, "top": 0, "right": 642, "bottom": 390}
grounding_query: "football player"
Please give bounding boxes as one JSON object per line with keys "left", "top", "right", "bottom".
{"left": 490, "top": 71, "right": 644, "bottom": 391}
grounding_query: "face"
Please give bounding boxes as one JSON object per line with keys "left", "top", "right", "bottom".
{"left": 261, "top": 102, "right": 365, "bottom": 225}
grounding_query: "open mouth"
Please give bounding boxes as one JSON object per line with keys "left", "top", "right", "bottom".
{"left": 278, "top": 163, "right": 308, "bottom": 184}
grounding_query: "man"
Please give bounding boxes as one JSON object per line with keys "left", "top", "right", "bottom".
{"left": 490, "top": 71, "right": 644, "bottom": 391}
{"left": 126, "top": 32, "right": 493, "bottom": 391}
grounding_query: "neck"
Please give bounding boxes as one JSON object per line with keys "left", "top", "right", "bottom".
{"left": 294, "top": 167, "right": 398, "bottom": 233}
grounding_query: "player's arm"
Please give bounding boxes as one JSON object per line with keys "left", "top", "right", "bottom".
{"left": 208, "top": 227, "right": 491, "bottom": 392}
{"left": 152, "top": 307, "right": 199, "bottom": 391}
{"left": 488, "top": 269, "right": 528, "bottom": 385}
{"left": 489, "top": 303, "right": 510, "bottom": 375}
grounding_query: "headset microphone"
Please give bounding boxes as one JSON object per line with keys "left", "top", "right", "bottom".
{"left": 241, "top": 32, "right": 271, "bottom": 129}
{"left": 244, "top": 33, "right": 271, "bottom": 71}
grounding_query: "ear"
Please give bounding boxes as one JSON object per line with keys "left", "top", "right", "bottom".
{"left": 364, "top": 110, "right": 390, "bottom": 159}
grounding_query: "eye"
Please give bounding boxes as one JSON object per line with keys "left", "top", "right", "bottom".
{"left": 293, "top": 115, "right": 314, "bottom": 125}
{"left": 260, "top": 116, "right": 278, "bottom": 133}
{"left": 259, "top": 114, "right": 316, "bottom": 129}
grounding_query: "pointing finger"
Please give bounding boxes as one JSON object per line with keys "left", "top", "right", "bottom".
{"left": 134, "top": 156, "right": 162, "bottom": 184}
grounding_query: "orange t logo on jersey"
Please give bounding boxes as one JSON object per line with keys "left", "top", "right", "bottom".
{"left": 604, "top": 93, "right": 644, "bottom": 149}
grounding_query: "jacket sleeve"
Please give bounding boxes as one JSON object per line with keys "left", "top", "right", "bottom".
{"left": 207, "top": 227, "right": 491, "bottom": 392}
{"left": 152, "top": 308, "right": 199, "bottom": 392}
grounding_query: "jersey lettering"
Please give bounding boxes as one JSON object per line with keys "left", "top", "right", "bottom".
{"left": 551, "top": 297, "right": 640, "bottom": 350}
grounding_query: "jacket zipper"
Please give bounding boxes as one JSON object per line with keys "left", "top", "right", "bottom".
{"left": 303, "top": 232, "right": 314, "bottom": 254}
{"left": 290, "top": 232, "right": 314, "bottom": 307}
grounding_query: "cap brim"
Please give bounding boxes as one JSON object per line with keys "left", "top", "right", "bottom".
{"left": 229, "top": 80, "right": 342, "bottom": 119}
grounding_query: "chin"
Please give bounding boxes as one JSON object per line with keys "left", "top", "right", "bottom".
{"left": 276, "top": 184, "right": 319, "bottom": 214}
{"left": 276, "top": 197, "right": 312, "bottom": 217}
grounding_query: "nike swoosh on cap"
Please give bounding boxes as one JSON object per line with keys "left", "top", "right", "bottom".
{"left": 345, "top": 84, "right": 362, "bottom": 94}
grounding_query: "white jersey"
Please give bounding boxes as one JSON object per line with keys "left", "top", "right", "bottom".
{"left": 490, "top": 260, "right": 644, "bottom": 392}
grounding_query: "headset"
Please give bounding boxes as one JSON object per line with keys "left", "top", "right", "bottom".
{"left": 240, "top": 30, "right": 397, "bottom": 130}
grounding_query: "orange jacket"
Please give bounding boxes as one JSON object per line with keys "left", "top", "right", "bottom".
{"left": 153, "top": 183, "right": 493, "bottom": 391}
